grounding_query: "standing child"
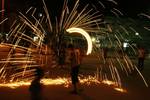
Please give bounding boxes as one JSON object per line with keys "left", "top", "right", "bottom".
{"left": 68, "top": 44, "right": 81, "bottom": 94}
{"left": 29, "top": 67, "right": 44, "bottom": 100}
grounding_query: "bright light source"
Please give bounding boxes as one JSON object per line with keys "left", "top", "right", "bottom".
{"left": 123, "top": 42, "right": 128, "bottom": 48}
{"left": 38, "top": 13, "right": 43, "bottom": 17}
{"left": 66, "top": 27, "right": 92, "bottom": 55}
{"left": 33, "top": 36, "right": 38, "bottom": 42}
{"left": 6, "top": 34, "right": 8, "bottom": 40}
{"left": 135, "top": 32, "right": 139, "bottom": 36}
{"left": 91, "top": 37, "right": 96, "bottom": 42}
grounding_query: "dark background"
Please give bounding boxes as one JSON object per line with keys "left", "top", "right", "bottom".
{"left": 8, "top": 0, "right": 150, "bottom": 17}
{"left": 9, "top": 0, "right": 150, "bottom": 17}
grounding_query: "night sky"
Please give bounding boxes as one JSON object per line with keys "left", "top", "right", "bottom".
{"left": 8, "top": 0, "right": 150, "bottom": 17}
{"left": 116, "top": 0, "right": 150, "bottom": 17}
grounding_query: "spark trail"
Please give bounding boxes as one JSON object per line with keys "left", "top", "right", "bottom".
{"left": 0, "top": 0, "right": 148, "bottom": 91}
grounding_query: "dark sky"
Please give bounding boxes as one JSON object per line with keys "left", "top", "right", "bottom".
{"left": 116, "top": 0, "right": 150, "bottom": 17}
{"left": 9, "top": 0, "right": 150, "bottom": 17}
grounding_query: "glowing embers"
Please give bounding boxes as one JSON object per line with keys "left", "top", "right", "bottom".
{"left": 41, "top": 78, "right": 69, "bottom": 87}
{"left": 102, "top": 80, "right": 127, "bottom": 93}
{"left": 0, "top": 77, "right": 126, "bottom": 93}
{"left": 114, "top": 87, "right": 127, "bottom": 93}
{"left": 0, "top": 81, "right": 30, "bottom": 89}
{"left": 66, "top": 27, "right": 92, "bottom": 55}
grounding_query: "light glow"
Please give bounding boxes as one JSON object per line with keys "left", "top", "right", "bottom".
{"left": 66, "top": 27, "right": 92, "bottom": 55}
{"left": 114, "top": 87, "right": 127, "bottom": 93}
{"left": 0, "top": 77, "right": 126, "bottom": 93}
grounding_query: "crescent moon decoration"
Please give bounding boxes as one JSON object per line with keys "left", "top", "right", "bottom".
{"left": 66, "top": 27, "right": 92, "bottom": 55}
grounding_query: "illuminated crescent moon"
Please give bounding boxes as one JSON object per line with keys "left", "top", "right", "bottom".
{"left": 66, "top": 27, "right": 92, "bottom": 55}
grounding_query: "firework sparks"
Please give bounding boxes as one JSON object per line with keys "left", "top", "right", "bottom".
{"left": 0, "top": 0, "right": 149, "bottom": 93}
{"left": 0, "top": 10, "right": 8, "bottom": 24}
{"left": 66, "top": 27, "right": 92, "bottom": 55}
{"left": 138, "top": 13, "right": 150, "bottom": 31}
{"left": 0, "top": 18, "right": 8, "bottom": 25}
{"left": 0, "top": 77, "right": 126, "bottom": 93}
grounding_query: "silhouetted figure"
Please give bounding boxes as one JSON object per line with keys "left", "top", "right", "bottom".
{"left": 59, "top": 42, "right": 66, "bottom": 68}
{"left": 138, "top": 47, "right": 145, "bottom": 71}
{"left": 68, "top": 44, "right": 81, "bottom": 94}
{"left": 29, "top": 67, "right": 44, "bottom": 100}
{"left": 103, "top": 47, "right": 108, "bottom": 60}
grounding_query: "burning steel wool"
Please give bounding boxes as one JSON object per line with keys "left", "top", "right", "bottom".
{"left": 0, "top": 0, "right": 148, "bottom": 94}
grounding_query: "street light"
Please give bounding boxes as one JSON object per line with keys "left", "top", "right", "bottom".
{"left": 38, "top": 13, "right": 43, "bottom": 17}
{"left": 123, "top": 42, "right": 128, "bottom": 48}
{"left": 135, "top": 32, "right": 139, "bottom": 36}
{"left": 91, "top": 37, "right": 96, "bottom": 42}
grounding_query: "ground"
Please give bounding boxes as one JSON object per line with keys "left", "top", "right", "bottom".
{"left": 0, "top": 46, "right": 150, "bottom": 100}
{"left": 0, "top": 79, "right": 149, "bottom": 100}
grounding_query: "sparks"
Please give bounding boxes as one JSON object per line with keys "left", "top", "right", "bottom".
{"left": 0, "top": 77, "right": 126, "bottom": 93}
{"left": 66, "top": 27, "right": 92, "bottom": 55}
